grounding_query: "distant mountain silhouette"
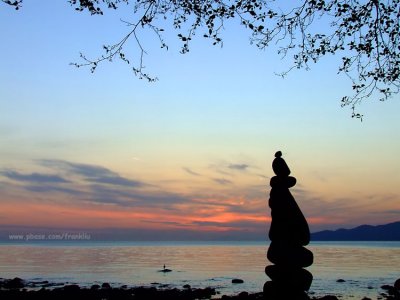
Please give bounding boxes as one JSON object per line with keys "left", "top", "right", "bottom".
{"left": 311, "top": 221, "right": 400, "bottom": 241}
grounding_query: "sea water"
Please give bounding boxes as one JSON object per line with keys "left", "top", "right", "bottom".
{"left": 0, "top": 241, "right": 399, "bottom": 299}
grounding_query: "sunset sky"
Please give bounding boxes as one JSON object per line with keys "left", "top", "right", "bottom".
{"left": 1, "top": 1, "right": 399, "bottom": 240}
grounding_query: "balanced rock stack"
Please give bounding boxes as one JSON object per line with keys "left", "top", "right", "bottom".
{"left": 264, "top": 151, "right": 313, "bottom": 300}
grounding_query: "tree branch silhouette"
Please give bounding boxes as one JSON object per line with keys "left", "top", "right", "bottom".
{"left": 4, "top": 0, "right": 399, "bottom": 118}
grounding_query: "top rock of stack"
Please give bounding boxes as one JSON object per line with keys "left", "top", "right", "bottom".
{"left": 272, "top": 151, "right": 291, "bottom": 177}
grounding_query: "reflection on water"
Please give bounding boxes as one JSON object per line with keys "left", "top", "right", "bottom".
{"left": 308, "top": 242, "right": 400, "bottom": 299}
{"left": 0, "top": 241, "right": 399, "bottom": 299}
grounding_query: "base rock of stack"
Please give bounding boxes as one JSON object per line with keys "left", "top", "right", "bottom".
{"left": 265, "top": 265, "right": 313, "bottom": 291}
{"left": 263, "top": 281, "right": 310, "bottom": 300}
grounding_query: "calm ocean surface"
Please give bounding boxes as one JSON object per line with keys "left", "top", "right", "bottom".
{"left": 0, "top": 241, "right": 399, "bottom": 299}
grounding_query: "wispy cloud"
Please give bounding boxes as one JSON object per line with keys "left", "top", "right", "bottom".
{"left": 24, "top": 185, "right": 85, "bottom": 196}
{"left": 87, "top": 184, "right": 189, "bottom": 208}
{"left": 1, "top": 159, "right": 195, "bottom": 211}
{"left": 5, "top": 158, "right": 393, "bottom": 236}
{"left": 141, "top": 220, "right": 192, "bottom": 227}
{"left": 0, "top": 170, "right": 69, "bottom": 183}
{"left": 182, "top": 167, "right": 201, "bottom": 176}
{"left": 86, "top": 176, "right": 143, "bottom": 187}
{"left": 379, "top": 209, "right": 400, "bottom": 215}
{"left": 209, "top": 161, "right": 252, "bottom": 176}
{"left": 39, "top": 159, "right": 145, "bottom": 187}
{"left": 213, "top": 178, "right": 233, "bottom": 185}
{"left": 40, "top": 159, "right": 114, "bottom": 178}
{"left": 228, "top": 163, "right": 249, "bottom": 171}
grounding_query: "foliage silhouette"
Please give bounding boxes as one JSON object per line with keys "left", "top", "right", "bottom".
{"left": 1, "top": 0, "right": 22, "bottom": 9}
{"left": 3, "top": 0, "right": 400, "bottom": 118}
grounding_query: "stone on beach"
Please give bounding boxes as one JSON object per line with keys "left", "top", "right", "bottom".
{"left": 101, "top": 282, "right": 111, "bottom": 289}
{"left": 395, "top": 278, "right": 400, "bottom": 290}
{"left": 0, "top": 278, "right": 397, "bottom": 300}
{"left": 2, "top": 277, "right": 25, "bottom": 289}
{"left": 90, "top": 284, "right": 100, "bottom": 290}
{"left": 238, "top": 291, "right": 249, "bottom": 298}
{"left": 63, "top": 284, "right": 81, "bottom": 292}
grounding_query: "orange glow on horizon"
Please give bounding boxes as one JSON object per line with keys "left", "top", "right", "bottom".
{"left": 0, "top": 195, "right": 270, "bottom": 232}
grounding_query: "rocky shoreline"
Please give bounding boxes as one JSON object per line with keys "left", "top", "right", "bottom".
{"left": 0, "top": 277, "right": 399, "bottom": 300}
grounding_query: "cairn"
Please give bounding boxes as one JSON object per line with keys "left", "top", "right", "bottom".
{"left": 264, "top": 151, "right": 313, "bottom": 300}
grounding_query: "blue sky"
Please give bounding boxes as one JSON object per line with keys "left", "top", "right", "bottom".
{"left": 0, "top": 1, "right": 399, "bottom": 239}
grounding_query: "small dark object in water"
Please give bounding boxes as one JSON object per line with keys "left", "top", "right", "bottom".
{"left": 232, "top": 279, "right": 244, "bottom": 284}
{"left": 160, "top": 269, "right": 172, "bottom": 272}
{"left": 159, "top": 265, "right": 172, "bottom": 272}
{"left": 337, "top": 279, "right": 346, "bottom": 283}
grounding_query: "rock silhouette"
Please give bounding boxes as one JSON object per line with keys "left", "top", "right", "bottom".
{"left": 159, "top": 265, "right": 172, "bottom": 273}
{"left": 264, "top": 151, "right": 313, "bottom": 300}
